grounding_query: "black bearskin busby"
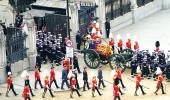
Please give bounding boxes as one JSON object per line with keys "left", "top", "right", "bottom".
{"left": 155, "top": 41, "right": 160, "bottom": 48}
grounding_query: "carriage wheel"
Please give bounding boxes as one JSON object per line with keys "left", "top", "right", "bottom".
{"left": 84, "top": 49, "right": 100, "bottom": 69}
{"left": 121, "top": 49, "right": 134, "bottom": 61}
{"left": 109, "top": 54, "right": 127, "bottom": 72}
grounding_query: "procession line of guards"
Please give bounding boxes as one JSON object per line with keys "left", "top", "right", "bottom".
{"left": 2, "top": 59, "right": 167, "bottom": 100}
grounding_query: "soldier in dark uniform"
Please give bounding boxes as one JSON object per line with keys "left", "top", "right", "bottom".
{"left": 83, "top": 67, "right": 90, "bottom": 91}
{"left": 105, "top": 18, "right": 111, "bottom": 38}
{"left": 131, "top": 55, "right": 138, "bottom": 78}
{"left": 5, "top": 62, "right": 12, "bottom": 77}
{"left": 73, "top": 55, "right": 81, "bottom": 73}
{"left": 36, "top": 54, "right": 42, "bottom": 72}
{"left": 61, "top": 66, "right": 70, "bottom": 90}
{"left": 97, "top": 65, "right": 106, "bottom": 89}
{"left": 76, "top": 31, "right": 82, "bottom": 50}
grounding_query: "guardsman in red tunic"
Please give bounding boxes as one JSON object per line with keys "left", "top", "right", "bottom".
{"left": 91, "top": 75, "right": 102, "bottom": 97}
{"left": 116, "top": 64, "right": 126, "bottom": 88}
{"left": 6, "top": 72, "right": 18, "bottom": 97}
{"left": 134, "top": 67, "right": 146, "bottom": 96}
{"left": 42, "top": 73, "right": 55, "bottom": 98}
{"left": 63, "top": 58, "right": 70, "bottom": 74}
{"left": 117, "top": 39, "right": 123, "bottom": 53}
{"left": 154, "top": 67, "right": 165, "bottom": 95}
{"left": 70, "top": 74, "right": 81, "bottom": 98}
{"left": 50, "top": 66, "right": 59, "bottom": 89}
{"left": 113, "top": 78, "right": 121, "bottom": 100}
{"left": 109, "top": 38, "right": 115, "bottom": 52}
{"left": 126, "top": 39, "right": 131, "bottom": 49}
{"left": 34, "top": 67, "right": 43, "bottom": 89}
{"left": 23, "top": 85, "right": 31, "bottom": 100}
{"left": 134, "top": 41, "right": 139, "bottom": 51}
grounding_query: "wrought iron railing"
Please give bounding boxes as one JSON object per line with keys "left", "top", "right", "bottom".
{"left": 137, "top": 0, "right": 154, "bottom": 7}
{"left": 105, "top": 0, "right": 131, "bottom": 20}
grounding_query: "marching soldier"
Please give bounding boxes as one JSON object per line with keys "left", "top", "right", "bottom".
{"left": 131, "top": 55, "right": 138, "bottom": 78}
{"left": 91, "top": 74, "right": 102, "bottom": 97}
{"left": 6, "top": 72, "right": 18, "bottom": 97}
{"left": 72, "top": 69, "right": 80, "bottom": 89}
{"left": 23, "top": 84, "right": 31, "bottom": 100}
{"left": 113, "top": 78, "right": 121, "bottom": 100}
{"left": 24, "top": 72, "right": 35, "bottom": 97}
{"left": 63, "top": 58, "right": 71, "bottom": 74}
{"left": 117, "top": 39, "right": 123, "bottom": 53}
{"left": 97, "top": 65, "right": 106, "bottom": 89}
{"left": 116, "top": 64, "right": 126, "bottom": 88}
{"left": 83, "top": 67, "right": 91, "bottom": 91}
{"left": 42, "top": 71, "right": 55, "bottom": 98}
{"left": 134, "top": 67, "right": 146, "bottom": 96}
{"left": 73, "top": 55, "right": 82, "bottom": 74}
{"left": 154, "top": 67, "right": 166, "bottom": 95}
{"left": 134, "top": 41, "right": 139, "bottom": 51}
{"left": 50, "top": 66, "right": 60, "bottom": 89}
{"left": 61, "top": 65, "right": 70, "bottom": 90}
{"left": 34, "top": 67, "right": 43, "bottom": 89}
{"left": 109, "top": 38, "right": 115, "bottom": 53}
{"left": 70, "top": 74, "right": 81, "bottom": 98}
{"left": 126, "top": 39, "right": 131, "bottom": 49}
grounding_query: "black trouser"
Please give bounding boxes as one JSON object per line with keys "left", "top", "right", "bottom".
{"left": 135, "top": 85, "right": 145, "bottom": 95}
{"left": 142, "top": 67, "right": 150, "bottom": 77}
{"left": 7, "top": 84, "right": 17, "bottom": 96}
{"left": 114, "top": 96, "right": 120, "bottom": 100}
{"left": 73, "top": 65, "right": 81, "bottom": 73}
{"left": 131, "top": 66, "right": 137, "bottom": 76}
{"left": 98, "top": 79, "right": 105, "bottom": 88}
{"left": 76, "top": 79, "right": 80, "bottom": 89}
{"left": 50, "top": 79, "right": 59, "bottom": 88}
{"left": 28, "top": 85, "right": 34, "bottom": 96}
{"left": 71, "top": 88, "right": 81, "bottom": 96}
{"left": 83, "top": 80, "right": 90, "bottom": 90}
{"left": 118, "top": 47, "right": 123, "bottom": 54}
{"left": 112, "top": 46, "right": 115, "bottom": 53}
{"left": 155, "top": 83, "right": 165, "bottom": 94}
{"left": 106, "top": 29, "right": 110, "bottom": 38}
{"left": 24, "top": 96, "right": 31, "bottom": 100}
{"left": 118, "top": 79, "right": 125, "bottom": 88}
{"left": 61, "top": 79, "right": 70, "bottom": 89}
{"left": 35, "top": 79, "right": 43, "bottom": 89}
{"left": 43, "top": 87, "right": 54, "bottom": 97}
{"left": 77, "top": 43, "right": 81, "bottom": 50}
{"left": 93, "top": 86, "right": 101, "bottom": 95}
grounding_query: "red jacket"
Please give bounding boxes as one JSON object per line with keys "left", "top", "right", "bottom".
{"left": 157, "top": 74, "right": 163, "bottom": 88}
{"left": 44, "top": 78, "right": 49, "bottom": 89}
{"left": 118, "top": 40, "right": 123, "bottom": 48}
{"left": 34, "top": 69, "right": 40, "bottom": 80}
{"left": 136, "top": 74, "right": 141, "bottom": 87}
{"left": 114, "top": 85, "right": 119, "bottom": 96}
{"left": 116, "top": 69, "right": 122, "bottom": 79}
{"left": 63, "top": 59, "right": 70, "bottom": 70}
{"left": 23, "top": 86, "right": 30, "bottom": 97}
{"left": 71, "top": 78, "right": 76, "bottom": 89}
{"left": 7, "top": 77, "right": 12, "bottom": 85}
{"left": 126, "top": 41, "right": 131, "bottom": 48}
{"left": 92, "top": 78, "right": 97, "bottom": 89}
{"left": 50, "top": 69, "right": 55, "bottom": 81}
{"left": 109, "top": 39, "right": 114, "bottom": 46}
{"left": 134, "top": 43, "right": 139, "bottom": 50}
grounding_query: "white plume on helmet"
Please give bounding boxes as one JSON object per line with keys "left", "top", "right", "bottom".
{"left": 156, "top": 67, "right": 162, "bottom": 75}
{"left": 92, "top": 28, "right": 96, "bottom": 34}
{"left": 111, "top": 69, "right": 116, "bottom": 76}
{"left": 136, "top": 66, "right": 141, "bottom": 73}
{"left": 8, "top": 72, "right": 12, "bottom": 75}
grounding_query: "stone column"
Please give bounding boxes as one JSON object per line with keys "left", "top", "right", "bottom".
{"left": 130, "top": 0, "right": 138, "bottom": 24}
{"left": 0, "top": 26, "right": 7, "bottom": 83}
{"left": 95, "top": 0, "right": 106, "bottom": 38}
{"left": 23, "top": 13, "right": 37, "bottom": 71}
{"left": 162, "top": 0, "right": 170, "bottom": 9}
{"left": 69, "top": 1, "right": 79, "bottom": 49}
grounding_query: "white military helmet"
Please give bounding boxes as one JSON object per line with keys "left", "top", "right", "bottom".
{"left": 136, "top": 66, "right": 141, "bottom": 73}
{"left": 8, "top": 72, "right": 12, "bottom": 75}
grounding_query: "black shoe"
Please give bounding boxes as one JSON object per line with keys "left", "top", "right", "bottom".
{"left": 52, "top": 95, "right": 55, "bottom": 98}
{"left": 79, "top": 95, "right": 82, "bottom": 97}
{"left": 32, "top": 95, "right": 35, "bottom": 97}
{"left": 143, "top": 93, "right": 146, "bottom": 95}
{"left": 103, "top": 86, "right": 106, "bottom": 88}
{"left": 162, "top": 92, "right": 166, "bottom": 94}
{"left": 88, "top": 88, "right": 91, "bottom": 90}
{"left": 134, "top": 93, "right": 138, "bottom": 96}
{"left": 154, "top": 92, "right": 158, "bottom": 95}
{"left": 15, "top": 94, "right": 18, "bottom": 96}
{"left": 41, "top": 87, "right": 44, "bottom": 89}
{"left": 57, "top": 86, "right": 60, "bottom": 89}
